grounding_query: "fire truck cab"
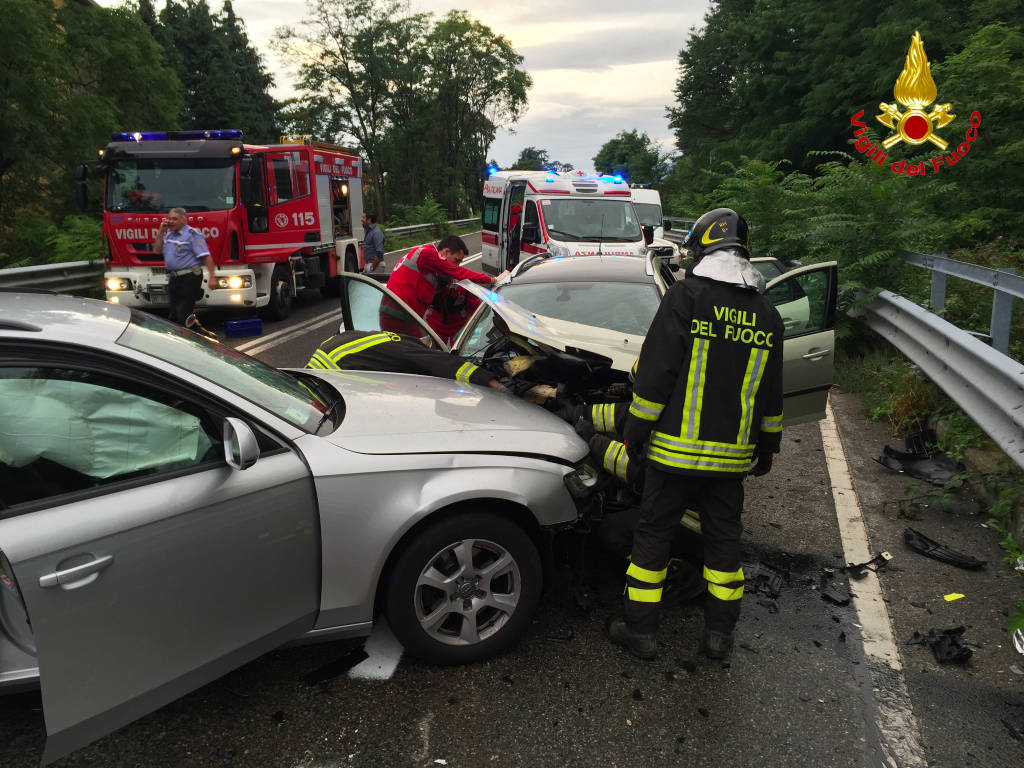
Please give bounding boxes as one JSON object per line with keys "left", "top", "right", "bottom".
{"left": 88, "top": 130, "right": 366, "bottom": 320}
{"left": 480, "top": 170, "right": 647, "bottom": 276}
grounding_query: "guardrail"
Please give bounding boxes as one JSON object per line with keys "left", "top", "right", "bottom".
{"left": 663, "top": 216, "right": 695, "bottom": 245}
{"left": 852, "top": 249, "right": 1024, "bottom": 471}
{"left": 0, "top": 218, "right": 482, "bottom": 295}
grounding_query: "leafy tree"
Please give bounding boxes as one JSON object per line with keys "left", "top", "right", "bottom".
{"left": 593, "top": 130, "right": 668, "bottom": 184}
{"left": 219, "top": 1, "right": 279, "bottom": 142}
{"left": 512, "top": 146, "right": 550, "bottom": 171}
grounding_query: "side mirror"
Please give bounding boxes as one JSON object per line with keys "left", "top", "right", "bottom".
{"left": 74, "top": 164, "right": 88, "bottom": 182}
{"left": 521, "top": 222, "right": 539, "bottom": 244}
{"left": 75, "top": 182, "right": 89, "bottom": 212}
{"left": 662, "top": 218, "right": 672, "bottom": 232}
{"left": 223, "top": 416, "right": 260, "bottom": 470}
{"left": 238, "top": 157, "right": 253, "bottom": 205}
{"left": 642, "top": 225, "right": 654, "bottom": 245}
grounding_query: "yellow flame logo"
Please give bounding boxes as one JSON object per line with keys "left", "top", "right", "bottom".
{"left": 876, "top": 31, "right": 955, "bottom": 150}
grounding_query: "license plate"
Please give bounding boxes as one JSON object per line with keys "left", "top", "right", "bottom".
{"left": 148, "top": 286, "right": 168, "bottom": 305}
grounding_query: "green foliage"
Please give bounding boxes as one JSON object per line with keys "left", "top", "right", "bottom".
{"left": 592, "top": 130, "right": 668, "bottom": 185}
{"left": 512, "top": 147, "right": 551, "bottom": 171}
{"left": 45, "top": 215, "right": 102, "bottom": 264}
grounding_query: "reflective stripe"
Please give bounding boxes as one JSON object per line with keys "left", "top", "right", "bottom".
{"left": 707, "top": 583, "right": 744, "bottom": 601}
{"left": 761, "top": 413, "right": 783, "bottom": 433}
{"left": 680, "top": 508, "right": 702, "bottom": 534}
{"left": 603, "top": 441, "right": 629, "bottom": 481}
{"left": 396, "top": 246, "right": 437, "bottom": 287}
{"left": 308, "top": 350, "right": 334, "bottom": 369}
{"left": 682, "top": 337, "right": 708, "bottom": 440}
{"left": 736, "top": 347, "right": 767, "bottom": 445}
{"left": 628, "top": 393, "right": 663, "bottom": 421}
{"left": 647, "top": 445, "right": 751, "bottom": 473}
{"left": 325, "top": 332, "right": 396, "bottom": 365}
{"left": 626, "top": 561, "right": 667, "bottom": 584}
{"left": 455, "top": 362, "right": 478, "bottom": 383}
{"left": 650, "top": 432, "right": 755, "bottom": 457}
{"left": 627, "top": 586, "right": 663, "bottom": 603}
{"left": 592, "top": 403, "right": 615, "bottom": 433}
{"left": 704, "top": 565, "right": 744, "bottom": 584}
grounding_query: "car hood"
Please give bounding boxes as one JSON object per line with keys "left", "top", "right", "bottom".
{"left": 301, "top": 369, "right": 589, "bottom": 461}
{"left": 458, "top": 282, "right": 642, "bottom": 372}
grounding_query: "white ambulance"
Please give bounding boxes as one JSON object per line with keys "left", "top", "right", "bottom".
{"left": 480, "top": 170, "right": 648, "bottom": 275}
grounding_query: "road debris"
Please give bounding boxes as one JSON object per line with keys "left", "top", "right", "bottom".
{"left": 845, "top": 551, "right": 893, "bottom": 579}
{"left": 943, "top": 593, "right": 965, "bottom": 602}
{"left": 743, "top": 560, "right": 785, "bottom": 598}
{"left": 907, "top": 626, "right": 973, "bottom": 664}
{"left": 875, "top": 431, "right": 963, "bottom": 485}
{"left": 819, "top": 569, "right": 851, "bottom": 605}
{"left": 904, "top": 528, "right": 986, "bottom": 569}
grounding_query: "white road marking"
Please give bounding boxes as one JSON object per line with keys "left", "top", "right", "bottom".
{"left": 819, "top": 397, "right": 927, "bottom": 768}
{"left": 347, "top": 617, "right": 404, "bottom": 680}
{"left": 236, "top": 311, "right": 340, "bottom": 355}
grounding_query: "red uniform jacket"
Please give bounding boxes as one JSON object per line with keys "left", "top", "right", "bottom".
{"left": 382, "top": 244, "right": 490, "bottom": 336}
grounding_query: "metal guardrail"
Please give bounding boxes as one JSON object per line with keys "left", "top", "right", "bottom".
{"left": 663, "top": 216, "right": 695, "bottom": 245}
{"left": 0, "top": 218, "right": 482, "bottom": 294}
{"left": 852, "top": 250, "right": 1024, "bottom": 471}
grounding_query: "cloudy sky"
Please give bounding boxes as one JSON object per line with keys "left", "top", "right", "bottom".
{"left": 99, "top": 1, "right": 712, "bottom": 172}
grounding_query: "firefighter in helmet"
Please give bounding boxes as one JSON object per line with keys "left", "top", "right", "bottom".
{"left": 606, "top": 207, "right": 784, "bottom": 661}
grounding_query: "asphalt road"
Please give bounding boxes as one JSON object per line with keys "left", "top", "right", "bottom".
{"left": 2, "top": 234, "right": 1022, "bottom": 767}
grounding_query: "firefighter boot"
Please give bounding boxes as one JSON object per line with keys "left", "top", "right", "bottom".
{"left": 606, "top": 618, "right": 657, "bottom": 660}
{"left": 185, "top": 314, "right": 217, "bottom": 341}
{"left": 702, "top": 629, "right": 734, "bottom": 660}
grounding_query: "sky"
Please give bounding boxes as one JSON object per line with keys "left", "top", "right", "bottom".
{"left": 98, "top": 1, "right": 713, "bottom": 173}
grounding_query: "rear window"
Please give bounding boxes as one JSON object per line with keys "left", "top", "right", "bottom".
{"left": 482, "top": 198, "right": 501, "bottom": 232}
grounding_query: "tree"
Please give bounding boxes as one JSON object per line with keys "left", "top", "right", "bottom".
{"left": 592, "top": 130, "right": 668, "bottom": 184}
{"left": 219, "top": 1, "right": 279, "bottom": 142}
{"left": 512, "top": 146, "right": 550, "bottom": 171}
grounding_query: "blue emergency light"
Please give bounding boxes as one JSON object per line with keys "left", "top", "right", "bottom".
{"left": 487, "top": 165, "right": 499, "bottom": 176}
{"left": 111, "top": 129, "right": 243, "bottom": 142}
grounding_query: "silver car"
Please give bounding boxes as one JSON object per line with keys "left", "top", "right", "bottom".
{"left": 0, "top": 291, "right": 594, "bottom": 762}
{"left": 340, "top": 251, "right": 838, "bottom": 426}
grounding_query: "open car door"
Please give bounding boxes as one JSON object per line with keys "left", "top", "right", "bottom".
{"left": 338, "top": 272, "right": 450, "bottom": 351}
{"left": 765, "top": 261, "right": 838, "bottom": 425}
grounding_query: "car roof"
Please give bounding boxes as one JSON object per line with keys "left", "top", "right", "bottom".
{"left": 0, "top": 291, "right": 132, "bottom": 345}
{"left": 509, "top": 254, "right": 655, "bottom": 285}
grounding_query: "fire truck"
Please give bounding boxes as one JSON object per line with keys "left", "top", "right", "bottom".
{"left": 480, "top": 169, "right": 648, "bottom": 275}
{"left": 78, "top": 130, "right": 367, "bottom": 319}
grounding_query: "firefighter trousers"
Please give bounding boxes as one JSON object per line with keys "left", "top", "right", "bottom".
{"left": 623, "top": 465, "right": 745, "bottom": 635}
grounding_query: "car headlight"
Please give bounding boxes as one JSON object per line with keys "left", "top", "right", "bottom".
{"left": 106, "top": 277, "right": 131, "bottom": 291}
{"left": 564, "top": 463, "right": 599, "bottom": 499}
{"left": 217, "top": 275, "right": 252, "bottom": 289}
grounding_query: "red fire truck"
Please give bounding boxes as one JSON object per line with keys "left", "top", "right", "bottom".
{"left": 79, "top": 130, "right": 368, "bottom": 319}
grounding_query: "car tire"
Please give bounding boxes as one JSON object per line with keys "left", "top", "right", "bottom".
{"left": 266, "top": 263, "right": 294, "bottom": 320}
{"left": 385, "top": 512, "right": 541, "bottom": 665}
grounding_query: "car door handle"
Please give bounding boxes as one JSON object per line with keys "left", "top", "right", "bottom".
{"left": 802, "top": 349, "right": 831, "bottom": 361}
{"left": 39, "top": 555, "right": 114, "bottom": 588}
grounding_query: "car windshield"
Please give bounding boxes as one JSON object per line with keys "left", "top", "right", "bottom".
{"left": 541, "top": 199, "right": 642, "bottom": 242}
{"left": 500, "top": 281, "right": 660, "bottom": 336}
{"left": 633, "top": 202, "right": 662, "bottom": 228}
{"left": 117, "top": 311, "right": 329, "bottom": 432}
{"left": 106, "top": 158, "right": 236, "bottom": 213}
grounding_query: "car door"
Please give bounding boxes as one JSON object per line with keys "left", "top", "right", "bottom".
{"left": 764, "top": 261, "right": 838, "bottom": 425}
{"left": 0, "top": 347, "right": 320, "bottom": 764}
{"left": 338, "top": 272, "right": 450, "bottom": 351}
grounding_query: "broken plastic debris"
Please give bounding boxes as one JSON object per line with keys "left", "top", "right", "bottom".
{"left": 943, "top": 593, "right": 965, "bottom": 602}
{"left": 875, "top": 435, "right": 963, "bottom": 485}
{"left": 907, "top": 626, "right": 973, "bottom": 664}
{"left": 434, "top": 760, "right": 448, "bottom": 766}
{"left": 904, "top": 528, "right": 986, "bottom": 570}
{"left": 846, "top": 551, "right": 893, "bottom": 579}
{"left": 743, "top": 560, "right": 785, "bottom": 598}
{"left": 819, "top": 570, "right": 851, "bottom": 605}
{"left": 1013, "top": 628, "right": 1024, "bottom": 656}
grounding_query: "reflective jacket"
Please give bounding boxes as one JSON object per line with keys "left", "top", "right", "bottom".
{"left": 425, "top": 282, "right": 482, "bottom": 346}
{"left": 308, "top": 330, "right": 495, "bottom": 386}
{"left": 383, "top": 244, "right": 491, "bottom": 322}
{"left": 622, "top": 259, "right": 784, "bottom": 476}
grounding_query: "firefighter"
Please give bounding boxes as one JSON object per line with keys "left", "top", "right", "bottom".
{"left": 606, "top": 207, "right": 784, "bottom": 661}
{"left": 308, "top": 329, "right": 502, "bottom": 389}
{"left": 380, "top": 235, "right": 495, "bottom": 336}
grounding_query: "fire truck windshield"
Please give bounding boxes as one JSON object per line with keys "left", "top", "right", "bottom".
{"left": 106, "top": 158, "right": 236, "bottom": 213}
{"left": 541, "top": 198, "right": 642, "bottom": 243}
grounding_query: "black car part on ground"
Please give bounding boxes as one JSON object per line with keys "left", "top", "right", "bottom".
{"left": 875, "top": 444, "right": 963, "bottom": 485}
{"left": 907, "top": 626, "right": 973, "bottom": 664}
{"left": 904, "top": 528, "right": 987, "bottom": 569}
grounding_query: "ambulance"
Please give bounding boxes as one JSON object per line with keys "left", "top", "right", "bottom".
{"left": 630, "top": 186, "right": 679, "bottom": 260}
{"left": 480, "top": 170, "right": 648, "bottom": 275}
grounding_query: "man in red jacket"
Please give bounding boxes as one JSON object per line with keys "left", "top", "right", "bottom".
{"left": 381, "top": 235, "right": 495, "bottom": 337}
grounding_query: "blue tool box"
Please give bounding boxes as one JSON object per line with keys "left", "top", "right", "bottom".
{"left": 224, "top": 316, "right": 263, "bottom": 337}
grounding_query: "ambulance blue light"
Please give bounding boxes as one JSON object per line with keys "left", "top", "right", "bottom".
{"left": 545, "top": 176, "right": 554, "bottom": 183}
{"left": 487, "top": 165, "right": 499, "bottom": 176}
{"left": 613, "top": 174, "right": 623, "bottom": 182}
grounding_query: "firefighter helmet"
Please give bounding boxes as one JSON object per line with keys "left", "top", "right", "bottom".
{"left": 683, "top": 208, "right": 749, "bottom": 261}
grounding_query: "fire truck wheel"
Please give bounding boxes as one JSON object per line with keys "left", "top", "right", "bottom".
{"left": 267, "top": 264, "right": 294, "bottom": 320}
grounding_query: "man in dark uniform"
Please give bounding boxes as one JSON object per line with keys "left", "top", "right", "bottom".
{"left": 606, "top": 208, "right": 784, "bottom": 661}
{"left": 308, "top": 330, "right": 502, "bottom": 389}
